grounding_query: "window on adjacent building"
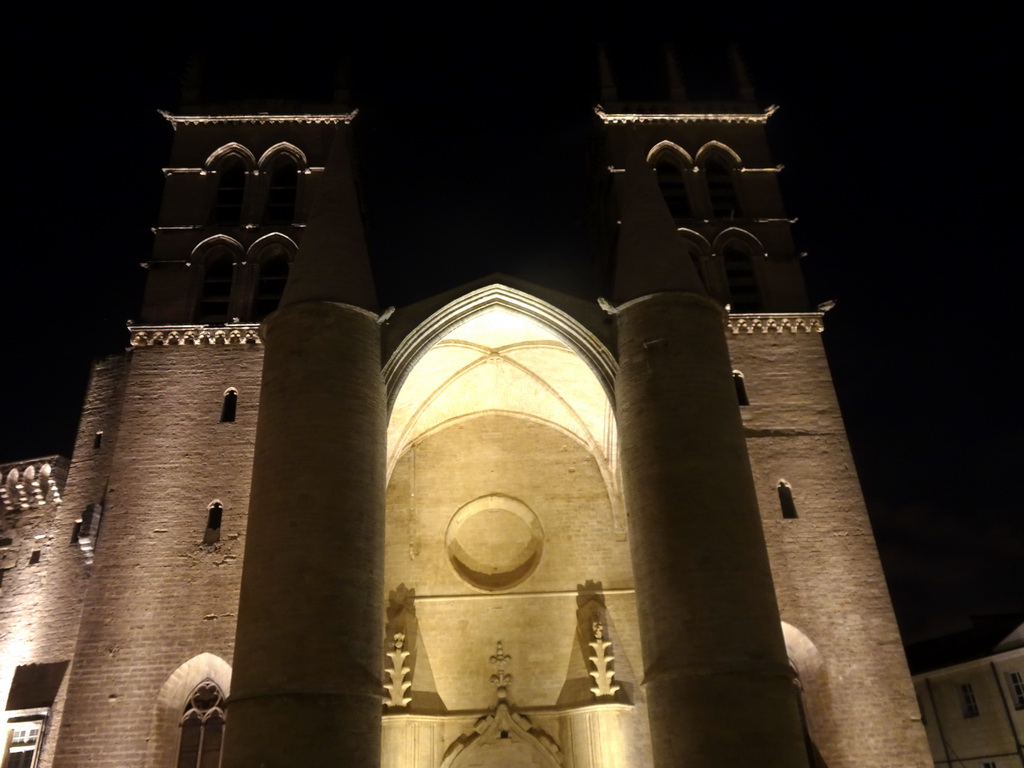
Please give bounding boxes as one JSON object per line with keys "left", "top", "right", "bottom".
{"left": 959, "top": 682, "right": 979, "bottom": 717}
{"left": 1008, "top": 671, "right": 1024, "bottom": 709}
{"left": 177, "top": 680, "right": 225, "bottom": 768}
{"left": 5, "top": 719, "right": 42, "bottom": 768}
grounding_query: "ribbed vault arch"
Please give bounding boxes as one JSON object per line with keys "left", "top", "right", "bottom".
{"left": 384, "top": 284, "right": 622, "bottom": 530}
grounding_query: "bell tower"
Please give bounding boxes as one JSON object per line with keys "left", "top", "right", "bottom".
{"left": 596, "top": 47, "right": 932, "bottom": 766}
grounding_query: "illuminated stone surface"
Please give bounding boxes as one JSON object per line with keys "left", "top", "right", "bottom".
{"left": 0, "top": 60, "right": 934, "bottom": 768}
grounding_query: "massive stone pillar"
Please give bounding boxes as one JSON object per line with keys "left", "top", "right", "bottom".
{"left": 612, "top": 150, "right": 809, "bottom": 767}
{"left": 222, "top": 123, "right": 386, "bottom": 768}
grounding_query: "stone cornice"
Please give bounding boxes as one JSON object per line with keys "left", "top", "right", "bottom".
{"left": 1, "top": 456, "right": 67, "bottom": 512}
{"left": 728, "top": 313, "right": 824, "bottom": 334}
{"left": 129, "top": 324, "right": 262, "bottom": 346}
{"left": 595, "top": 104, "right": 777, "bottom": 124}
{"left": 159, "top": 110, "right": 357, "bottom": 129}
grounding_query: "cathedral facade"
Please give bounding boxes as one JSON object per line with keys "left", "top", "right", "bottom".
{"left": 1, "top": 65, "right": 933, "bottom": 767}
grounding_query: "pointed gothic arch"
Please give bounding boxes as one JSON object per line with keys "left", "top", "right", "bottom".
{"left": 258, "top": 144, "right": 307, "bottom": 225}
{"left": 384, "top": 283, "right": 616, "bottom": 409}
{"left": 713, "top": 229, "right": 766, "bottom": 312}
{"left": 247, "top": 233, "right": 297, "bottom": 319}
{"left": 781, "top": 622, "right": 832, "bottom": 767}
{"left": 192, "top": 236, "right": 244, "bottom": 322}
{"left": 204, "top": 144, "right": 256, "bottom": 226}
{"left": 648, "top": 141, "right": 695, "bottom": 220}
{"left": 696, "top": 141, "right": 743, "bottom": 218}
{"left": 143, "top": 653, "right": 231, "bottom": 768}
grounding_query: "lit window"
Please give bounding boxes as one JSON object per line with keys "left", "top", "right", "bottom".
{"left": 204, "top": 503, "right": 223, "bottom": 546}
{"left": 220, "top": 390, "right": 237, "bottom": 424}
{"left": 6, "top": 720, "right": 42, "bottom": 768}
{"left": 1008, "top": 671, "right": 1024, "bottom": 709}
{"left": 177, "top": 681, "right": 225, "bottom": 768}
{"left": 959, "top": 682, "right": 979, "bottom": 717}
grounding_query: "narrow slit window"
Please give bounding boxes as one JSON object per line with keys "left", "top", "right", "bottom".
{"left": 960, "top": 682, "right": 979, "bottom": 717}
{"left": 29, "top": 550, "right": 41, "bottom": 565}
{"left": 204, "top": 503, "right": 223, "bottom": 545}
{"left": 778, "top": 480, "right": 798, "bottom": 519}
{"left": 220, "top": 390, "right": 237, "bottom": 423}
{"left": 93, "top": 431, "right": 103, "bottom": 449}
{"left": 733, "top": 371, "right": 749, "bottom": 406}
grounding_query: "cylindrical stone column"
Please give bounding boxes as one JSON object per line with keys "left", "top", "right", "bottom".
{"left": 222, "top": 300, "right": 385, "bottom": 768}
{"left": 616, "top": 291, "right": 809, "bottom": 767}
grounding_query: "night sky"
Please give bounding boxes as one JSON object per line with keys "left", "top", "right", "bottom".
{"left": 2, "top": 15, "right": 1020, "bottom": 644}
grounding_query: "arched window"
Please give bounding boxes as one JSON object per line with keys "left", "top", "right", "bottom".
{"left": 220, "top": 389, "right": 237, "bottom": 423}
{"left": 253, "top": 254, "right": 290, "bottom": 319}
{"left": 211, "top": 157, "right": 247, "bottom": 225}
{"left": 705, "top": 157, "right": 740, "bottom": 218}
{"left": 733, "top": 371, "right": 749, "bottom": 406}
{"left": 197, "top": 252, "right": 235, "bottom": 323}
{"left": 177, "top": 680, "right": 225, "bottom": 768}
{"left": 263, "top": 156, "right": 299, "bottom": 224}
{"left": 722, "top": 242, "right": 761, "bottom": 312}
{"left": 778, "top": 480, "right": 798, "bottom": 519}
{"left": 655, "top": 159, "right": 692, "bottom": 219}
{"left": 203, "top": 503, "right": 223, "bottom": 545}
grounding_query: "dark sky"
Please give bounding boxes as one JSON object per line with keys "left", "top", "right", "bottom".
{"left": 2, "top": 16, "right": 1020, "bottom": 643}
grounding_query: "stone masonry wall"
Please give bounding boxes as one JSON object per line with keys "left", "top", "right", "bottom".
{"left": 51, "top": 344, "right": 262, "bottom": 767}
{"left": 729, "top": 327, "right": 933, "bottom": 767}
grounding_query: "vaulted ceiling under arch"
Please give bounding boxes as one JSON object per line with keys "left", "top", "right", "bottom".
{"left": 386, "top": 306, "right": 618, "bottom": 497}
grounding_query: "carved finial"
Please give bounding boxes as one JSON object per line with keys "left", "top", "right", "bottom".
{"left": 588, "top": 620, "right": 620, "bottom": 699}
{"left": 489, "top": 642, "right": 512, "bottom": 699}
{"left": 384, "top": 632, "right": 412, "bottom": 708}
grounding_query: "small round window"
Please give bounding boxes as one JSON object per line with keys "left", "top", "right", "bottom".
{"left": 445, "top": 495, "right": 543, "bottom": 591}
